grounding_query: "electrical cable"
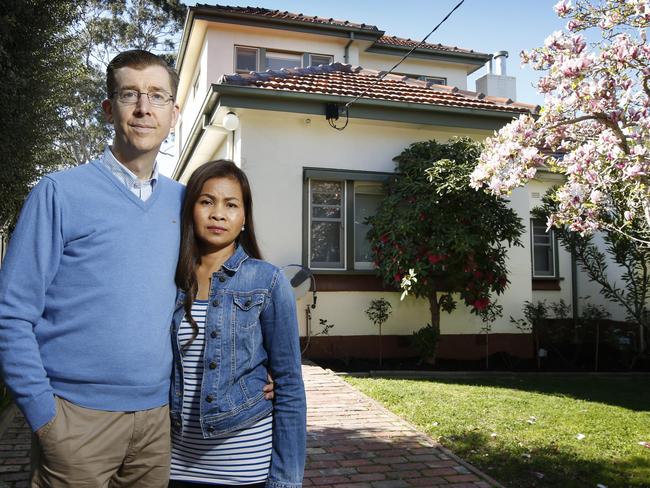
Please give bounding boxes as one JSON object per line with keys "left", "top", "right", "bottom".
{"left": 328, "top": 0, "right": 466, "bottom": 130}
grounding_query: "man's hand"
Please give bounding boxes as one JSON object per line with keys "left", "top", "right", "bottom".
{"left": 263, "top": 373, "right": 275, "bottom": 400}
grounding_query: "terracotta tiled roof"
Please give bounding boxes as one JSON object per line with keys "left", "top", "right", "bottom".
{"left": 220, "top": 63, "right": 539, "bottom": 115}
{"left": 375, "top": 35, "right": 489, "bottom": 57}
{"left": 194, "top": 4, "right": 381, "bottom": 31}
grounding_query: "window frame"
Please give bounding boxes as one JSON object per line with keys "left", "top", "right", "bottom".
{"left": 530, "top": 218, "right": 559, "bottom": 279}
{"left": 234, "top": 45, "right": 260, "bottom": 73}
{"left": 303, "top": 168, "right": 392, "bottom": 273}
{"left": 264, "top": 49, "right": 303, "bottom": 70}
{"left": 309, "top": 53, "right": 334, "bottom": 67}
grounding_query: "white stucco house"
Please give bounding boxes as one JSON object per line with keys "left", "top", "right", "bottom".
{"left": 172, "top": 4, "right": 630, "bottom": 361}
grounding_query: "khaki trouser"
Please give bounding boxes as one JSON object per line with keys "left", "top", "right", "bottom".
{"left": 31, "top": 396, "right": 170, "bottom": 488}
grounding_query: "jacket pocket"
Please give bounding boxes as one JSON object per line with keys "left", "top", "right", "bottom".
{"left": 233, "top": 292, "right": 265, "bottom": 329}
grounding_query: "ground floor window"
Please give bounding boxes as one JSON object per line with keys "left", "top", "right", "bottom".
{"left": 305, "top": 169, "right": 390, "bottom": 271}
{"left": 531, "top": 218, "right": 558, "bottom": 278}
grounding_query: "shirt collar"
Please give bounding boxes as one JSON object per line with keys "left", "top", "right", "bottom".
{"left": 101, "top": 147, "right": 159, "bottom": 185}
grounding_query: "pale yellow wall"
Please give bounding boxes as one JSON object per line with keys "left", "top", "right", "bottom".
{"left": 526, "top": 178, "right": 629, "bottom": 321}
{"left": 359, "top": 53, "right": 469, "bottom": 89}
{"left": 232, "top": 108, "right": 534, "bottom": 336}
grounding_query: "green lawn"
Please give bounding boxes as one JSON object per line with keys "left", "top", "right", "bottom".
{"left": 345, "top": 375, "right": 650, "bottom": 488}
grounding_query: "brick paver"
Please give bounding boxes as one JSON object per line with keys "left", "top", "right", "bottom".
{"left": 0, "top": 363, "right": 503, "bottom": 487}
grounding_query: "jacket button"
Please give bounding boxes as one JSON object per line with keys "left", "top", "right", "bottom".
{"left": 207, "top": 426, "right": 215, "bottom": 433}
{"left": 174, "top": 421, "right": 181, "bottom": 427}
{"left": 206, "top": 394, "right": 214, "bottom": 402}
{"left": 244, "top": 300, "right": 252, "bottom": 307}
{"left": 212, "top": 299, "right": 219, "bottom": 307}
{"left": 210, "top": 331, "right": 217, "bottom": 338}
{"left": 218, "top": 276, "right": 226, "bottom": 282}
{"left": 209, "top": 361, "right": 217, "bottom": 369}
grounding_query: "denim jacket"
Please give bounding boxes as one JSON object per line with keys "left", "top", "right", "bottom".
{"left": 170, "top": 246, "right": 306, "bottom": 488}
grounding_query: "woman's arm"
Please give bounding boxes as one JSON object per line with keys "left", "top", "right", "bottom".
{"left": 261, "top": 270, "right": 306, "bottom": 488}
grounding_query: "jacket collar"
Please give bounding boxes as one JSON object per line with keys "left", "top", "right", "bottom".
{"left": 221, "top": 245, "right": 249, "bottom": 273}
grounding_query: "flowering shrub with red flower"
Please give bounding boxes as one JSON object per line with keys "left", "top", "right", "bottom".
{"left": 367, "top": 138, "right": 524, "bottom": 359}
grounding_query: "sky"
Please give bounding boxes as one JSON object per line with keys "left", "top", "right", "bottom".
{"left": 160, "top": 0, "right": 567, "bottom": 175}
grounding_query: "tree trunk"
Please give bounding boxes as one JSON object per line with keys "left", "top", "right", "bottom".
{"left": 594, "top": 321, "right": 600, "bottom": 372}
{"left": 378, "top": 325, "right": 383, "bottom": 368}
{"left": 427, "top": 291, "right": 441, "bottom": 366}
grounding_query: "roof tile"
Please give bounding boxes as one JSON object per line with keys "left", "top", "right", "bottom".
{"left": 220, "top": 63, "right": 539, "bottom": 115}
{"left": 195, "top": 3, "right": 380, "bottom": 31}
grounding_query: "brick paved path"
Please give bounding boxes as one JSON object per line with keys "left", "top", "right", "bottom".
{"left": 0, "top": 363, "right": 502, "bottom": 488}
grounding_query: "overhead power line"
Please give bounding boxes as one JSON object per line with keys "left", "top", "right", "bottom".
{"left": 328, "top": 0, "right": 466, "bottom": 130}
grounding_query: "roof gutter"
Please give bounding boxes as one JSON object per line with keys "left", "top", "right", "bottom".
{"left": 175, "top": 83, "right": 533, "bottom": 178}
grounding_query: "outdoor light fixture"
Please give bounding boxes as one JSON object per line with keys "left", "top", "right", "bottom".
{"left": 222, "top": 111, "right": 240, "bottom": 131}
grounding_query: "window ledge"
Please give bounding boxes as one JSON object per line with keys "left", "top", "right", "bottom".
{"left": 532, "top": 278, "right": 561, "bottom": 291}
{"left": 313, "top": 272, "right": 399, "bottom": 292}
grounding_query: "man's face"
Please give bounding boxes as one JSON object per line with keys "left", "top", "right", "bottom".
{"left": 102, "top": 65, "right": 180, "bottom": 162}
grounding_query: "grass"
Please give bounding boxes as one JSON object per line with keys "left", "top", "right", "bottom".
{"left": 345, "top": 374, "right": 650, "bottom": 488}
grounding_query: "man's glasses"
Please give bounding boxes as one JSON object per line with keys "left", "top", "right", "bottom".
{"left": 112, "top": 89, "right": 174, "bottom": 107}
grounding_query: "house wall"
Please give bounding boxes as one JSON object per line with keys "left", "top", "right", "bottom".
{"left": 176, "top": 23, "right": 479, "bottom": 157}
{"left": 526, "top": 179, "right": 629, "bottom": 322}
{"left": 358, "top": 53, "right": 468, "bottom": 89}
{"left": 230, "top": 109, "right": 534, "bottom": 349}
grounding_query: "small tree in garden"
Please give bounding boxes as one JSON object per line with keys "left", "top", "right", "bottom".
{"left": 367, "top": 138, "right": 525, "bottom": 364}
{"left": 471, "top": 0, "right": 650, "bottom": 247}
{"left": 365, "top": 298, "right": 392, "bottom": 367}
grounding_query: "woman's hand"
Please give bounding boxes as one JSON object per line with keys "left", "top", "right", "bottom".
{"left": 263, "top": 372, "right": 275, "bottom": 400}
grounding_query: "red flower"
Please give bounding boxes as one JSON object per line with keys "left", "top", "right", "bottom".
{"left": 380, "top": 234, "right": 389, "bottom": 244}
{"left": 472, "top": 297, "right": 490, "bottom": 311}
{"left": 394, "top": 273, "right": 402, "bottom": 282}
{"left": 473, "top": 270, "right": 483, "bottom": 279}
{"left": 419, "top": 211, "right": 426, "bottom": 221}
{"left": 427, "top": 253, "right": 445, "bottom": 265}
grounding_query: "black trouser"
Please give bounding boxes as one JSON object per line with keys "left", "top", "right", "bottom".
{"left": 168, "top": 481, "right": 265, "bottom": 488}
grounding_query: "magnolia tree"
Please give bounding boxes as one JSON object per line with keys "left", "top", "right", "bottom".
{"left": 368, "top": 138, "right": 524, "bottom": 362}
{"left": 470, "top": 0, "right": 650, "bottom": 247}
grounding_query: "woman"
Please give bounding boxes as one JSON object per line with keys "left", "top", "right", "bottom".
{"left": 168, "top": 160, "right": 306, "bottom": 488}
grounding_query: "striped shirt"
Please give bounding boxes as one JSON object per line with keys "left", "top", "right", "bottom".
{"left": 100, "top": 147, "right": 158, "bottom": 201}
{"left": 170, "top": 300, "right": 273, "bottom": 484}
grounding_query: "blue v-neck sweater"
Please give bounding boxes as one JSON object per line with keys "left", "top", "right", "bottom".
{"left": 0, "top": 160, "right": 184, "bottom": 431}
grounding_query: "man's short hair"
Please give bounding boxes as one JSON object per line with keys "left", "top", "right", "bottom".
{"left": 106, "top": 50, "right": 180, "bottom": 99}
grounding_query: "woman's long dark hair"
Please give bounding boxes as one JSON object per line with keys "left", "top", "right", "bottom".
{"left": 175, "top": 159, "right": 262, "bottom": 347}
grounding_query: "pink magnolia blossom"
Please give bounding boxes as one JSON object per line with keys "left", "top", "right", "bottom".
{"left": 472, "top": 0, "right": 650, "bottom": 245}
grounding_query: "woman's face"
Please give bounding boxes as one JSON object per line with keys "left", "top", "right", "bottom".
{"left": 193, "top": 176, "right": 245, "bottom": 253}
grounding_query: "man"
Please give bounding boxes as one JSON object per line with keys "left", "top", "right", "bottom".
{"left": 0, "top": 50, "right": 271, "bottom": 487}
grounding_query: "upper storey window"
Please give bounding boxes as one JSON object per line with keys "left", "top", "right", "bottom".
{"left": 235, "top": 46, "right": 258, "bottom": 72}
{"left": 396, "top": 72, "right": 447, "bottom": 85}
{"left": 265, "top": 50, "right": 302, "bottom": 70}
{"left": 235, "top": 46, "right": 333, "bottom": 73}
{"left": 309, "top": 54, "right": 333, "bottom": 66}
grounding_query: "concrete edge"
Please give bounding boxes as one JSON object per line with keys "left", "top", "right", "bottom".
{"left": 0, "top": 403, "right": 18, "bottom": 439}
{"left": 335, "top": 370, "right": 650, "bottom": 379}
{"left": 323, "top": 366, "right": 508, "bottom": 488}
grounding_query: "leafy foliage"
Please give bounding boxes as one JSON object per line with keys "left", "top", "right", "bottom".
{"left": 535, "top": 190, "right": 650, "bottom": 353}
{"left": 367, "top": 137, "right": 525, "bottom": 355}
{"left": 0, "top": 0, "right": 85, "bottom": 233}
